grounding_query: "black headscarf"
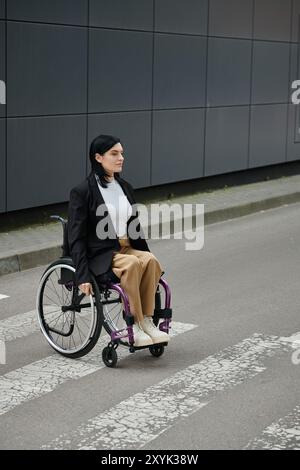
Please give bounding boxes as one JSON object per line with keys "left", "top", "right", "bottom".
{"left": 89, "top": 134, "right": 122, "bottom": 188}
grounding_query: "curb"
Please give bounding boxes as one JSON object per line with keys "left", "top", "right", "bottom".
{"left": 0, "top": 246, "right": 62, "bottom": 277}
{"left": 1, "top": 191, "right": 300, "bottom": 277}
{"left": 204, "top": 192, "right": 300, "bottom": 224}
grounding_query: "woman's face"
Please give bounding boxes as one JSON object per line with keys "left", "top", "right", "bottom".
{"left": 95, "top": 142, "right": 124, "bottom": 176}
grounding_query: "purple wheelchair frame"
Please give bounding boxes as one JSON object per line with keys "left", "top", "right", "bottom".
{"left": 104, "top": 277, "right": 172, "bottom": 350}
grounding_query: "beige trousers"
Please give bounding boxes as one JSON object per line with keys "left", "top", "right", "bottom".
{"left": 111, "top": 238, "right": 163, "bottom": 323}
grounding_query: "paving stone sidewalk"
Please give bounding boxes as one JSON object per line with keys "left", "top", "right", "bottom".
{"left": 1, "top": 174, "right": 300, "bottom": 276}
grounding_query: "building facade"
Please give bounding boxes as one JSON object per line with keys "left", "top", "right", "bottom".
{"left": 0, "top": 0, "right": 299, "bottom": 213}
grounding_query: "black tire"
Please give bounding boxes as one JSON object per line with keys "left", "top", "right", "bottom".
{"left": 149, "top": 344, "right": 165, "bottom": 357}
{"left": 37, "top": 258, "right": 103, "bottom": 358}
{"left": 102, "top": 346, "right": 118, "bottom": 367}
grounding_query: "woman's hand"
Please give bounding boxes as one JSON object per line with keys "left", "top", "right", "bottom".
{"left": 79, "top": 282, "right": 94, "bottom": 296}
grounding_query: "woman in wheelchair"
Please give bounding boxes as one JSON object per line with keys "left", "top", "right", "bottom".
{"left": 68, "top": 134, "right": 170, "bottom": 349}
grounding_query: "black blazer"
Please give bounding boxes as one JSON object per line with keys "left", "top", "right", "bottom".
{"left": 67, "top": 171, "right": 150, "bottom": 286}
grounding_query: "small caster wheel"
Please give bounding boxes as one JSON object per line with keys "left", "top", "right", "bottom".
{"left": 102, "top": 346, "right": 118, "bottom": 367}
{"left": 149, "top": 344, "right": 165, "bottom": 357}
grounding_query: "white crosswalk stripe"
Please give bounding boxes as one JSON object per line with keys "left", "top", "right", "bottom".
{"left": 41, "top": 333, "right": 296, "bottom": 450}
{"left": 244, "top": 404, "right": 300, "bottom": 450}
{"left": 0, "top": 309, "right": 41, "bottom": 341}
{"left": 0, "top": 321, "right": 196, "bottom": 417}
{"left": 0, "top": 294, "right": 9, "bottom": 300}
{"left": 280, "top": 331, "right": 300, "bottom": 345}
{"left": 0, "top": 306, "right": 77, "bottom": 342}
{"left": 1, "top": 300, "right": 300, "bottom": 450}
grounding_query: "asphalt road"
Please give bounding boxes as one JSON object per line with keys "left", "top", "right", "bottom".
{"left": 0, "top": 202, "right": 300, "bottom": 450}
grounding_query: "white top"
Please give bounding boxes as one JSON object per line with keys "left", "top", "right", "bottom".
{"left": 95, "top": 174, "right": 133, "bottom": 238}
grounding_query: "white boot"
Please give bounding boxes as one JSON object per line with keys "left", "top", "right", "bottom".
{"left": 141, "top": 316, "right": 170, "bottom": 344}
{"left": 132, "top": 323, "right": 153, "bottom": 347}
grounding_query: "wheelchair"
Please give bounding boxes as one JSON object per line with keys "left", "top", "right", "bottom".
{"left": 36, "top": 216, "right": 172, "bottom": 368}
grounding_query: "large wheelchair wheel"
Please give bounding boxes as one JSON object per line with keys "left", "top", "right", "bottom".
{"left": 36, "top": 258, "right": 103, "bottom": 358}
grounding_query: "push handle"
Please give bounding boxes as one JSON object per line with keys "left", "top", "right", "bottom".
{"left": 50, "top": 215, "right": 70, "bottom": 257}
{"left": 50, "top": 215, "right": 67, "bottom": 224}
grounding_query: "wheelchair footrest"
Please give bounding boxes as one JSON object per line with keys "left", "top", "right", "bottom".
{"left": 131, "top": 342, "right": 168, "bottom": 352}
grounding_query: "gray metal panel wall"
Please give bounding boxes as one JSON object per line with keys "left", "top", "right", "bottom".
{"left": 154, "top": 0, "right": 208, "bottom": 35}
{"left": 253, "top": 0, "right": 291, "bottom": 42}
{"left": 7, "top": 0, "right": 88, "bottom": 25}
{"left": 0, "top": 119, "right": 5, "bottom": 213}
{"left": 209, "top": 0, "right": 253, "bottom": 39}
{"left": 287, "top": 104, "right": 300, "bottom": 161}
{"left": 291, "top": 0, "right": 300, "bottom": 43}
{"left": 89, "top": 0, "right": 153, "bottom": 30}
{"left": 0, "top": 18, "right": 5, "bottom": 212}
{"left": 0, "top": 0, "right": 298, "bottom": 212}
{"left": 153, "top": 34, "right": 206, "bottom": 109}
{"left": 0, "top": 20, "right": 5, "bottom": 118}
{"left": 88, "top": 112, "right": 151, "bottom": 189}
{"left": 251, "top": 41, "right": 290, "bottom": 104}
{"left": 7, "top": 116, "right": 86, "bottom": 211}
{"left": 249, "top": 104, "right": 288, "bottom": 167}
{"left": 152, "top": 108, "right": 205, "bottom": 185}
{"left": 0, "top": 0, "right": 5, "bottom": 19}
{"left": 207, "top": 37, "right": 252, "bottom": 107}
{"left": 7, "top": 22, "right": 87, "bottom": 117}
{"left": 287, "top": 42, "right": 300, "bottom": 160}
{"left": 205, "top": 107, "right": 249, "bottom": 176}
{"left": 88, "top": 29, "right": 152, "bottom": 113}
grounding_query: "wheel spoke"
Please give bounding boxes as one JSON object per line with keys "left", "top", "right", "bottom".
{"left": 49, "top": 277, "right": 63, "bottom": 306}
{"left": 38, "top": 264, "right": 100, "bottom": 356}
{"left": 102, "top": 290, "right": 125, "bottom": 333}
